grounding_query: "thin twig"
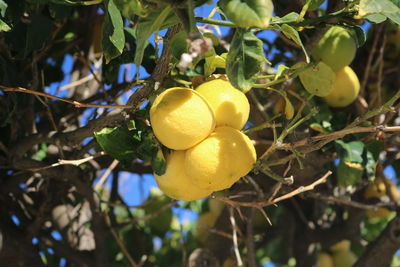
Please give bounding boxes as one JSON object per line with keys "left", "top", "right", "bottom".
{"left": 229, "top": 207, "right": 243, "bottom": 267}
{"left": 94, "top": 159, "right": 119, "bottom": 190}
{"left": 0, "top": 86, "right": 134, "bottom": 109}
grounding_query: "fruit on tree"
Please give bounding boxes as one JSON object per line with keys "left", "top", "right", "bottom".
{"left": 150, "top": 88, "right": 215, "bottom": 150}
{"left": 154, "top": 151, "right": 212, "bottom": 201}
{"left": 323, "top": 66, "right": 360, "bottom": 108}
{"left": 196, "top": 79, "right": 250, "bottom": 130}
{"left": 222, "top": 257, "right": 236, "bottom": 267}
{"left": 317, "top": 252, "right": 334, "bottom": 267}
{"left": 313, "top": 26, "right": 357, "bottom": 71}
{"left": 185, "top": 126, "right": 257, "bottom": 191}
{"left": 194, "top": 211, "right": 218, "bottom": 243}
{"left": 332, "top": 250, "right": 357, "bottom": 267}
{"left": 330, "top": 240, "right": 351, "bottom": 252}
{"left": 364, "top": 177, "right": 399, "bottom": 218}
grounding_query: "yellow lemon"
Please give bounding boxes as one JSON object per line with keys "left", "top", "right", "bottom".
{"left": 194, "top": 211, "right": 218, "bottom": 243}
{"left": 317, "top": 253, "right": 334, "bottom": 267}
{"left": 313, "top": 26, "right": 357, "bottom": 71}
{"left": 365, "top": 177, "right": 399, "bottom": 218}
{"left": 323, "top": 66, "right": 360, "bottom": 108}
{"left": 332, "top": 250, "right": 357, "bottom": 267}
{"left": 185, "top": 126, "right": 257, "bottom": 191}
{"left": 196, "top": 79, "right": 250, "bottom": 130}
{"left": 154, "top": 150, "right": 212, "bottom": 201}
{"left": 150, "top": 88, "right": 215, "bottom": 150}
{"left": 330, "top": 240, "right": 351, "bottom": 252}
{"left": 222, "top": 257, "right": 236, "bottom": 267}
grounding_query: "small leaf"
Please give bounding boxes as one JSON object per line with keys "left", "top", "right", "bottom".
{"left": 347, "top": 25, "right": 366, "bottom": 47}
{"left": 94, "top": 126, "right": 138, "bottom": 166}
{"left": 204, "top": 54, "right": 226, "bottom": 76}
{"left": 335, "top": 140, "right": 365, "bottom": 163}
{"left": 114, "top": 0, "right": 148, "bottom": 18}
{"left": 281, "top": 24, "right": 309, "bottom": 63}
{"left": 103, "top": 0, "right": 125, "bottom": 63}
{"left": 226, "top": 29, "right": 264, "bottom": 92}
{"left": 359, "top": 0, "right": 400, "bottom": 25}
{"left": 219, "top": 0, "right": 274, "bottom": 29}
{"left": 271, "top": 12, "right": 299, "bottom": 24}
{"left": 275, "top": 64, "right": 290, "bottom": 80}
{"left": 337, "top": 160, "right": 364, "bottom": 187}
{"left": 0, "top": 19, "right": 10, "bottom": 32}
{"left": 298, "top": 62, "right": 335, "bottom": 97}
{"left": 365, "top": 13, "right": 387, "bottom": 23}
{"left": 169, "top": 30, "right": 189, "bottom": 60}
{"left": 283, "top": 96, "right": 294, "bottom": 120}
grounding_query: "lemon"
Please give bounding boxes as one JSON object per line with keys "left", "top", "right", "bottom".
{"left": 196, "top": 79, "right": 250, "bottom": 130}
{"left": 194, "top": 211, "right": 218, "bottom": 243}
{"left": 150, "top": 87, "right": 215, "bottom": 150}
{"left": 330, "top": 240, "right": 351, "bottom": 252}
{"left": 365, "top": 177, "right": 399, "bottom": 218}
{"left": 154, "top": 150, "right": 212, "bottom": 201}
{"left": 323, "top": 66, "right": 360, "bottom": 108}
{"left": 332, "top": 250, "right": 357, "bottom": 267}
{"left": 313, "top": 26, "right": 357, "bottom": 71}
{"left": 185, "top": 126, "right": 257, "bottom": 191}
{"left": 317, "top": 253, "right": 334, "bottom": 267}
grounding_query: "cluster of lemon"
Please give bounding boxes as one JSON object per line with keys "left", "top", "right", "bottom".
{"left": 318, "top": 240, "right": 357, "bottom": 267}
{"left": 313, "top": 26, "right": 360, "bottom": 108}
{"left": 150, "top": 79, "right": 256, "bottom": 201}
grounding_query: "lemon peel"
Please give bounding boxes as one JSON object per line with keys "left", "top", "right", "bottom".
{"left": 154, "top": 150, "right": 212, "bottom": 201}
{"left": 185, "top": 126, "right": 256, "bottom": 191}
{"left": 196, "top": 79, "right": 250, "bottom": 130}
{"left": 150, "top": 87, "right": 216, "bottom": 150}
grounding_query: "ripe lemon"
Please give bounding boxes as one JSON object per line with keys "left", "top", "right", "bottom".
{"left": 330, "top": 240, "right": 351, "bottom": 252}
{"left": 323, "top": 66, "right": 360, "bottom": 108}
{"left": 185, "top": 126, "right": 257, "bottom": 191}
{"left": 154, "top": 150, "right": 212, "bottom": 201}
{"left": 196, "top": 79, "right": 250, "bottom": 130}
{"left": 313, "top": 26, "right": 357, "bottom": 71}
{"left": 194, "top": 211, "right": 218, "bottom": 243}
{"left": 332, "top": 250, "right": 357, "bottom": 267}
{"left": 317, "top": 253, "right": 334, "bottom": 267}
{"left": 365, "top": 177, "right": 399, "bottom": 218}
{"left": 150, "top": 88, "right": 215, "bottom": 150}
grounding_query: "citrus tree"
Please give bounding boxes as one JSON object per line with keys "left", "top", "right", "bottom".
{"left": 1, "top": 0, "right": 400, "bottom": 266}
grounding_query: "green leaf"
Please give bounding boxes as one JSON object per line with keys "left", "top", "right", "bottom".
{"left": 271, "top": 12, "right": 299, "bottom": 24}
{"left": 283, "top": 96, "right": 294, "bottom": 120}
{"left": 169, "top": 30, "right": 189, "bottom": 60}
{"left": 103, "top": 0, "right": 125, "bottom": 63}
{"left": 365, "top": 13, "right": 387, "bottom": 23}
{"left": 0, "top": 19, "right": 10, "bottom": 32}
{"left": 114, "top": 0, "right": 148, "bottom": 18}
{"left": 348, "top": 26, "right": 366, "bottom": 47}
{"left": 337, "top": 160, "right": 364, "bottom": 187}
{"left": 363, "top": 140, "right": 382, "bottom": 180}
{"left": 94, "top": 126, "right": 138, "bottom": 166}
{"left": 134, "top": 5, "right": 177, "bottom": 77}
{"left": 298, "top": 62, "right": 335, "bottom": 97}
{"left": 280, "top": 24, "right": 309, "bottom": 63}
{"left": 275, "top": 64, "right": 290, "bottom": 80}
{"left": 359, "top": 0, "right": 400, "bottom": 25}
{"left": 219, "top": 0, "right": 274, "bottom": 29}
{"left": 0, "top": 0, "right": 7, "bottom": 17}
{"left": 204, "top": 54, "right": 226, "bottom": 76}
{"left": 335, "top": 140, "right": 365, "bottom": 163}
{"left": 226, "top": 29, "right": 264, "bottom": 92}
